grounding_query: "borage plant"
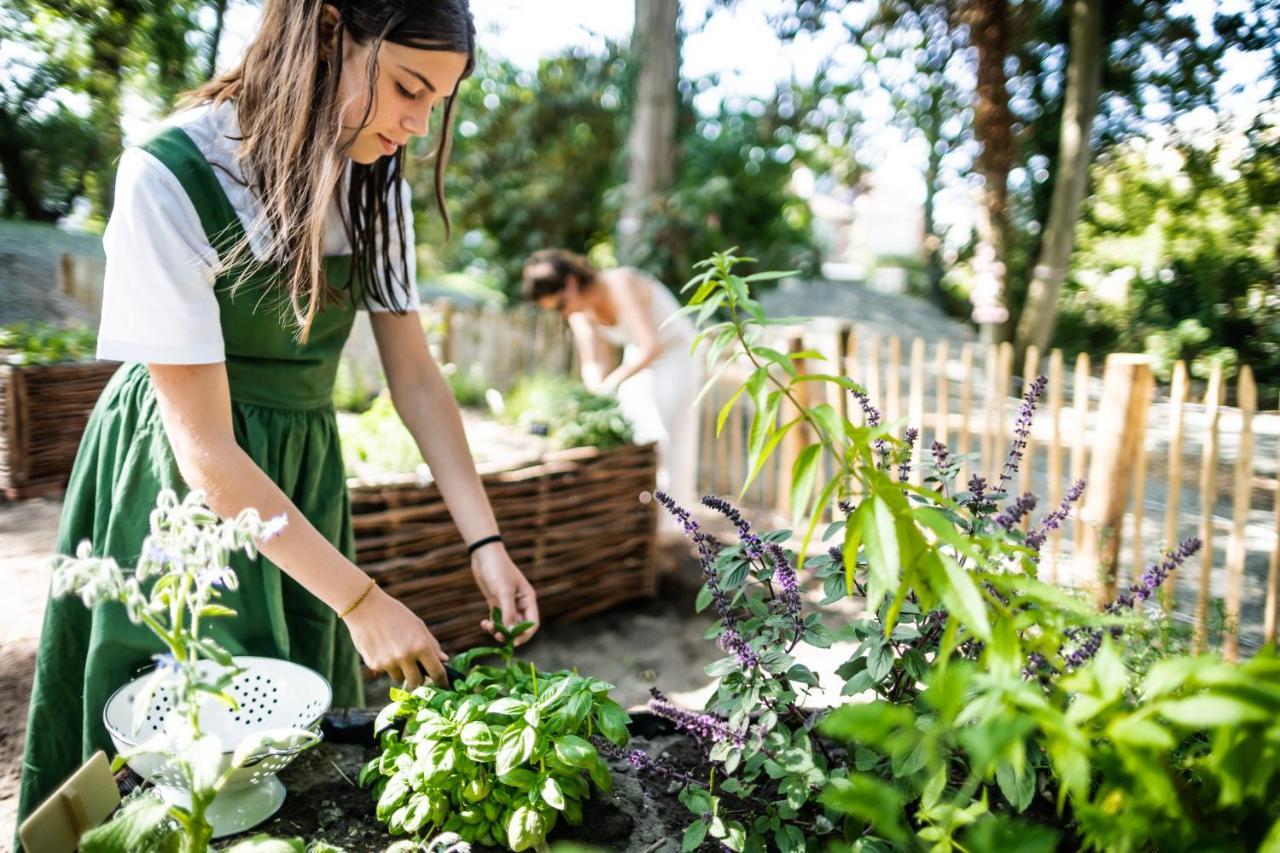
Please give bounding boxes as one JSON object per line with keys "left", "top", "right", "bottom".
{"left": 360, "top": 611, "right": 631, "bottom": 852}
{"left": 52, "top": 490, "right": 330, "bottom": 853}
{"left": 633, "top": 250, "right": 1280, "bottom": 852}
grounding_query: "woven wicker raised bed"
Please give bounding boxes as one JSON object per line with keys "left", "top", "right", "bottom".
{"left": 0, "top": 361, "right": 118, "bottom": 500}
{"left": 349, "top": 442, "right": 660, "bottom": 650}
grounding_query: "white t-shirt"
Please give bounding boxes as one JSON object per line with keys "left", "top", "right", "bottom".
{"left": 96, "top": 100, "right": 419, "bottom": 365}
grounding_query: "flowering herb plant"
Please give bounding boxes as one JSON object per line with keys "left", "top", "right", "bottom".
{"left": 625, "top": 250, "right": 1280, "bottom": 852}
{"left": 360, "top": 610, "right": 630, "bottom": 851}
{"left": 51, "top": 490, "right": 330, "bottom": 853}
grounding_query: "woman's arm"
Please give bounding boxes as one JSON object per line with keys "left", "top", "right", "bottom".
{"left": 370, "top": 311, "right": 540, "bottom": 644}
{"left": 567, "top": 310, "right": 612, "bottom": 393}
{"left": 148, "top": 362, "right": 450, "bottom": 689}
{"left": 599, "top": 271, "right": 663, "bottom": 392}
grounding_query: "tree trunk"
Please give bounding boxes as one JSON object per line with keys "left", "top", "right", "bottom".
{"left": 961, "top": 0, "right": 1017, "bottom": 342}
{"left": 207, "top": 0, "right": 228, "bottom": 80}
{"left": 618, "top": 0, "right": 680, "bottom": 265}
{"left": 922, "top": 84, "right": 945, "bottom": 306}
{"left": 0, "top": 132, "right": 60, "bottom": 221}
{"left": 1014, "top": 0, "right": 1104, "bottom": 361}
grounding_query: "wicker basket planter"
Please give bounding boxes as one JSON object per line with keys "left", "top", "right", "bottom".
{"left": 0, "top": 361, "right": 118, "bottom": 500}
{"left": 349, "top": 442, "right": 661, "bottom": 651}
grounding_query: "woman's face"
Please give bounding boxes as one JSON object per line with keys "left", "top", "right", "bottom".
{"left": 337, "top": 39, "right": 469, "bottom": 165}
{"left": 531, "top": 270, "right": 585, "bottom": 317}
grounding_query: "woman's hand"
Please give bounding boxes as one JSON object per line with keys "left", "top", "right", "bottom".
{"left": 342, "top": 586, "right": 449, "bottom": 690}
{"left": 471, "top": 546, "right": 540, "bottom": 645}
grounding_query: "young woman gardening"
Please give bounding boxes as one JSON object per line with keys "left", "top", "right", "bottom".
{"left": 17, "top": 0, "right": 539, "bottom": 834}
{"left": 522, "top": 250, "right": 702, "bottom": 511}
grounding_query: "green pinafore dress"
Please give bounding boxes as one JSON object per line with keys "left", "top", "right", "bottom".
{"left": 17, "top": 126, "right": 367, "bottom": 838}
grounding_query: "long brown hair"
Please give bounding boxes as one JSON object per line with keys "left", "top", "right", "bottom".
{"left": 521, "top": 249, "right": 599, "bottom": 302}
{"left": 184, "top": 0, "right": 475, "bottom": 339}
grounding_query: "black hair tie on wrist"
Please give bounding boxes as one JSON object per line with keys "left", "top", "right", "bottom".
{"left": 466, "top": 533, "right": 503, "bottom": 556}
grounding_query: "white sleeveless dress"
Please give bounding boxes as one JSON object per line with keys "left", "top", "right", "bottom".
{"left": 594, "top": 270, "right": 702, "bottom": 508}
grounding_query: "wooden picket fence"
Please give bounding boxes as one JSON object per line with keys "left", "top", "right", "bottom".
{"left": 428, "top": 300, "right": 577, "bottom": 392}
{"left": 694, "top": 325, "right": 1280, "bottom": 659}
{"left": 340, "top": 300, "right": 578, "bottom": 403}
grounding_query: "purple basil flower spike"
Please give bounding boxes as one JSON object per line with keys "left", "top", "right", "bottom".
{"left": 1026, "top": 478, "right": 1086, "bottom": 552}
{"left": 718, "top": 625, "right": 759, "bottom": 669}
{"left": 655, "top": 490, "right": 699, "bottom": 535}
{"left": 592, "top": 736, "right": 698, "bottom": 786}
{"left": 931, "top": 440, "right": 950, "bottom": 471}
{"left": 648, "top": 688, "right": 748, "bottom": 748}
{"left": 656, "top": 491, "right": 756, "bottom": 648}
{"left": 967, "top": 475, "right": 990, "bottom": 511}
{"left": 899, "top": 427, "right": 919, "bottom": 482}
{"left": 1106, "top": 537, "right": 1202, "bottom": 615}
{"left": 993, "top": 492, "right": 1038, "bottom": 531}
{"left": 701, "top": 495, "right": 764, "bottom": 559}
{"left": 1062, "top": 537, "right": 1202, "bottom": 668}
{"left": 997, "top": 374, "right": 1047, "bottom": 495}
{"left": 851, "top": 388, "right": 889, "bottom": 466}
{"left": 767, "top": 542, "right": 803, "bottom": 622}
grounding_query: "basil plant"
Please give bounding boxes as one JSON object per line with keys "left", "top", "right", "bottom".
{"left": 361, "top": 612, "right": 630, "bottom": 851}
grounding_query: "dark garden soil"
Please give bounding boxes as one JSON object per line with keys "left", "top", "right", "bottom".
{"left": 212, "top": 713, "right": 699, "bottom": 853}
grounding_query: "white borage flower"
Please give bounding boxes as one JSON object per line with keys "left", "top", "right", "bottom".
{"left": 122, "top": 578, "right": 146, "bottom": 622}
{"left": 148, "top": 506, "right": 166, "bottom": 538}
{"left": 196, "top": 564, "right": 238, "bottom": 593}
{"left": 186, "top": 505, "right": 218, "bottom": 527}
{"left": 260, "top": 513, "right": 288, "bottom": 542}
{"left": 233, "top": 507, "right": 261, "bottom": 529}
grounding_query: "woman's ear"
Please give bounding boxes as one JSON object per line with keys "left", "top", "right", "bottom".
{"left": 318, "top": 3, "right": 341, "bottom": 62}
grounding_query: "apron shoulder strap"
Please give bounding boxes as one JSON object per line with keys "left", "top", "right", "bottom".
{"left": 139, "top": 125, "right": 246, "bottom": 259}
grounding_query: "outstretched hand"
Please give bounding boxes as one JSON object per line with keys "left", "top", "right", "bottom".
{"left": 470, "top": 545, "right": 539, "bottom": 645}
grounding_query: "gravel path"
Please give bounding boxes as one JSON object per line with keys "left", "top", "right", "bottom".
{"left": 0, "top": 221, "right": 101, "bottom": 325}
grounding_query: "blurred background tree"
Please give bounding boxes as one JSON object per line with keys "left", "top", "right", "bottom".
{"left": 407, "top": 40, "right": 825, "bottom": 299}
{"left": 1057, "top": 117, "right": 1280, "bottom": 388}
{"left": 2, "top": 0, "right": 219, "bottom": 222}
{"left": 1, "top": 0, "right": 1277, "bottom": 384}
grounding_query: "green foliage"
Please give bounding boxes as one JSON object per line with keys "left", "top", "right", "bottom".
{"left": 362, "top": 610, "right": 628, "bottom": 851}
{"left": 502, "top": 374, "right": 634, "bottom": 451}
{"left": 645, "top": 248, "right": 1280, "bottom": 852}
{"left": 340, "top": 393, "right": 425, "bottom": 478}
{"left": 332, "top": 357, "right": 380, "bottom": 414}
{"left": 618, "top": 98, "right": 822, "bottom": 292}
{"left": 1056, "top": 122, "right": 1280, "bottom": 389}
{"left": 442, "top": 362, "right": 492, "bottom": 410}
{"left": 410, "top": 47, "right": 630, "bottom": 295}
{"left": 0, "top": 321, "right": 96, "bottom": 365}
{"left": 2, "top": 1, "right": 214, "bottom": 220}
{"left": 410, "top": 45, "right": 820, "bottom": 299}
{"left": 56, "top": 490, "right": 319, "bottom": 853}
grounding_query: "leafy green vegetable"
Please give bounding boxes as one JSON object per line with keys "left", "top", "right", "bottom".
{"left": 362, "top": 609, "right": 629, "bottom": 849}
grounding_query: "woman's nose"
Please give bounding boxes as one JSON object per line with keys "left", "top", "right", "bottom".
{"left": 401, "top": 102, "right": 433, "bottom": 138}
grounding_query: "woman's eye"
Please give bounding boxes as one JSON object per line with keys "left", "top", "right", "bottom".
{"left": 396, "top": 83, "right": 417, "bottom": 99}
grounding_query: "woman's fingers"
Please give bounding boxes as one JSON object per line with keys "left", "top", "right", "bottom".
{"left": 381, "top": 660, "right": 405, "bottom": 687}
{"left": 514, "top": 584, "right": 540, "bottom": 646}
{"left": 417, "top": 653, "right": 448, "bottom": 688}
{"left": 399, "top": 658, "right": 423, "bottom": 692}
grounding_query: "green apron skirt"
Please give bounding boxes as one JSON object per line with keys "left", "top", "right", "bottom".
{"left": 17, "top": 126, "right": 369, "bottom": 841}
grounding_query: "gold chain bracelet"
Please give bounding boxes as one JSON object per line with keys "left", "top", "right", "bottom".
{"left": 339, "top": 577, "right": 377, "bottom": 620}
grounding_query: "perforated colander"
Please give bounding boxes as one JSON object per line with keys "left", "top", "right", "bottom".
{"left": 103, "top": 656, "right": 331, "bottom": 837}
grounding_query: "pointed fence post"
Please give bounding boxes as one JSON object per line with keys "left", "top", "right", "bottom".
{"left": 1078, "top": 354, "right": 1154, "bottom": 606}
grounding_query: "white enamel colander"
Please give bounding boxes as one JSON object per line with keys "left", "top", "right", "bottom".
{"left": 103, "top": 656, "right": 331, "bottom": 838}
